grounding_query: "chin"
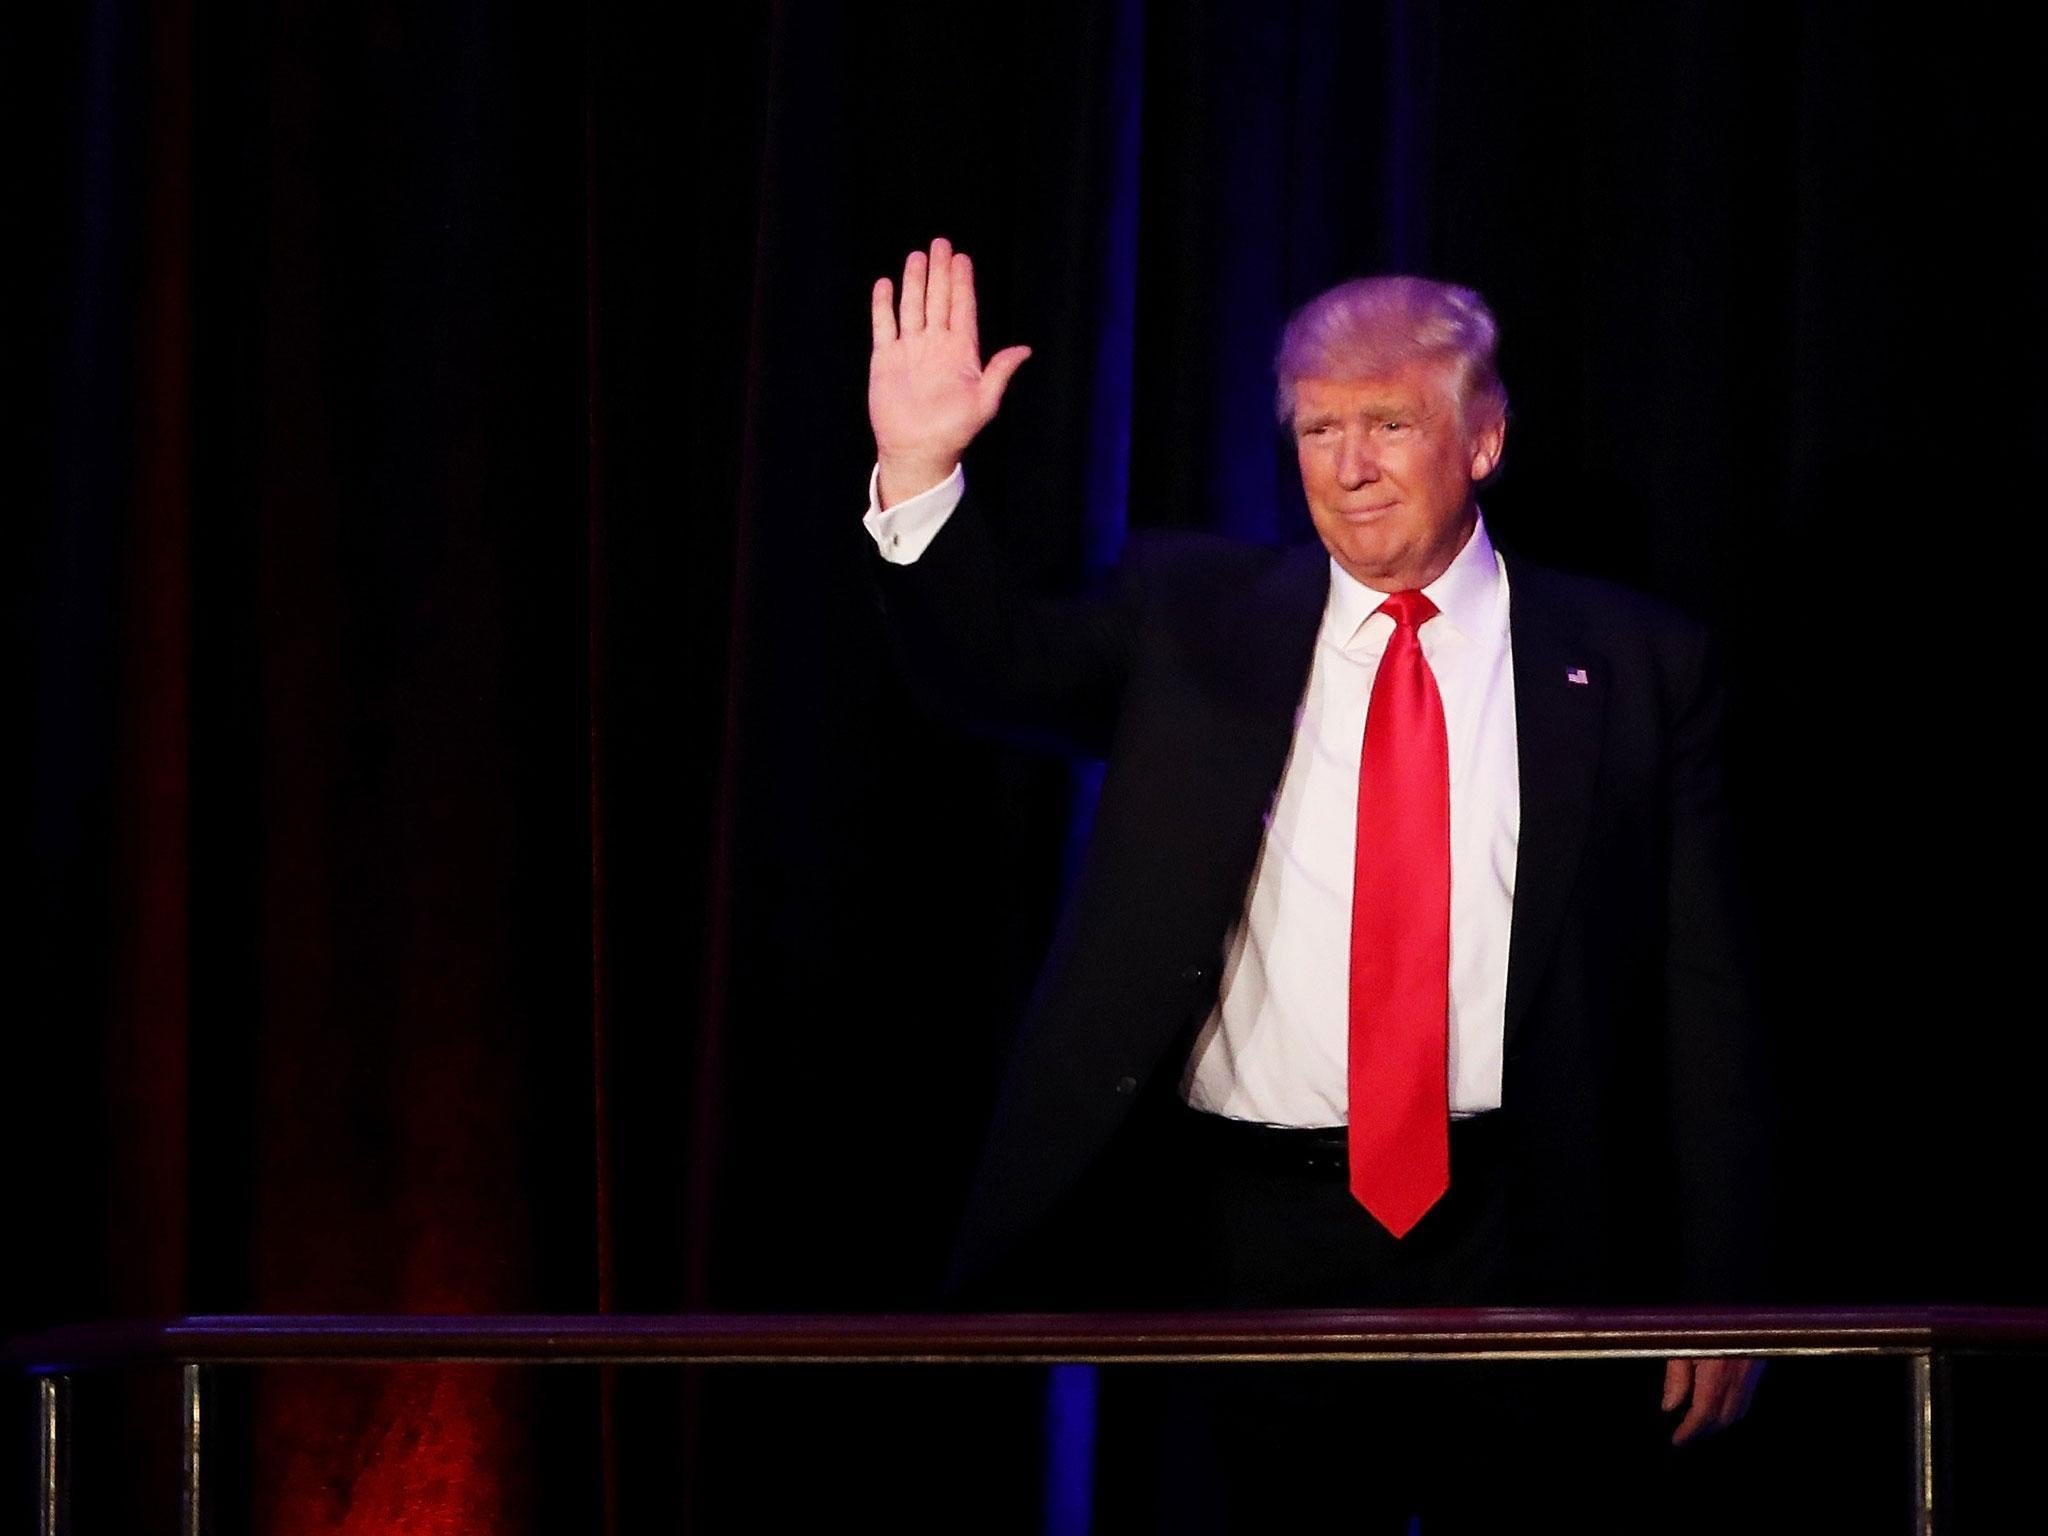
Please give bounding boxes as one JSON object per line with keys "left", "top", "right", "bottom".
{"left": 1341, "top": 543, "right": 1403, "bottom": 578}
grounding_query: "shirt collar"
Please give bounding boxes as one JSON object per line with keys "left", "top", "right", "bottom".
{"left": 1324, "top": 509, "right": 1508, "bottom": 650}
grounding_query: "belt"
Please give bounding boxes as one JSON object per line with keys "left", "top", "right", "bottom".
{"left": 1169, "top": 1098, "right": 1505, "bottom": 1179}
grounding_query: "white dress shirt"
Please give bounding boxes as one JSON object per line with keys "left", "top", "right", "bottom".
{"left": 864, "top": 464, "right": 1520, "bottom": 1124}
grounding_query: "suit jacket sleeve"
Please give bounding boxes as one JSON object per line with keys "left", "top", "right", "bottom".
{"left": 1661, "top": 625, "right": 1776, "bottom": 1303}
{"left": 867, "top": 485, "right": 1139, "bottom": 758}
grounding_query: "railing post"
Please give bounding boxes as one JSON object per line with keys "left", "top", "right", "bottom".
{"left": 181, "top": 1362, "right": 204, "bottom": 1536}
{"left": 1911, "top": 1350, "right": 1950, "bottom": 1536}
{"left": 37, "top": 1375, "right": 68, "bottom": 1536}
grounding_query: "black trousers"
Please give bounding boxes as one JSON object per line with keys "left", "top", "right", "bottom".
{"left": 1022, "top": 1090, "right": 1676, "bottom": 1534}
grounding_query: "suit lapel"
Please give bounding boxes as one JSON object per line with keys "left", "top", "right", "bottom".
{"left": 1503, "top": 556, "right": 1606, "bottom": 1047}
{"left": 1204, "top": 540, "right": 1335, "bottom": 835}
{"left": 1123, "top": 537, "right": 1328, "bottom": 1000}
{"left": 1207, "top": 540, "right": 1330, "bottom": 805}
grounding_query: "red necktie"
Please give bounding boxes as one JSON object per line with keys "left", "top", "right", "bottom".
{"left": 1348, "top": 589, "right": 1451, "bottom": 1238}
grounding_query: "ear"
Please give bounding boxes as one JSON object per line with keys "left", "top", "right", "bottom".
{"left": 1467, "top": 414, "right": 1506, "bottom": 481}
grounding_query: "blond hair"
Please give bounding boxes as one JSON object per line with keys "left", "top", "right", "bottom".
{"left": 1273, "top": 275, "right": 1507, "bottom": 435}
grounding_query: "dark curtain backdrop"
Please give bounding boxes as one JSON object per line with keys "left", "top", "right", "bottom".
{"left": 11, "top": 0, "right": 2042, "bottom": 1530}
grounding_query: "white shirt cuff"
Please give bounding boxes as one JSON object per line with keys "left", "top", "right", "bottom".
{"left": 863, "top": 463, "right": 965, "bottom": 565}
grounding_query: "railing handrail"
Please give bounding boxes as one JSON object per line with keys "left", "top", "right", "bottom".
{"left": 12, "top": 1306, "right": 2048, "bottom": 1374}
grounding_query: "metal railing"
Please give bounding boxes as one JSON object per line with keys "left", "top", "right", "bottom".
{"left": 14, "top": 1305, "right": 2048, "bottom": 1535}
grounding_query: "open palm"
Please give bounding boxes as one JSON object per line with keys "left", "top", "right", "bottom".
{"left": 868, "top": 237, "right": 1031, "bottom": 506}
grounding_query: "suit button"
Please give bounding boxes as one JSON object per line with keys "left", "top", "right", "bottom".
{"left": 1115, "top": 1075, "right": 1138, "bottom": 1096}
{"left": 1180, "top": 965, "right": 1208, "bottom": 984}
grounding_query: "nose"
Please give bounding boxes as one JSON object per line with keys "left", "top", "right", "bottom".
{"left": 1336, "top": 431, "right": 1380, "bottom": 487}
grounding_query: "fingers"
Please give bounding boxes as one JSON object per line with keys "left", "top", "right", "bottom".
{"left": 1724, "top": 1357, "right": 1765, "bottom": 1424}
{"left": 1740, "top": 1360, "right": 1765, "bottom": 1414}
{"left": 980, "top": 344, "right": 1033, "bottom": 408}
{"left": 901, "top": 247, "right": 928, "bottom": 334}
{"left": 925, "top": 236, "right": 953, "bottom": 337}
{"left": 1660, "top": 1358, "right": 1691, "bottom": 1414}
{"left": 951, "top": 249, "right": 979, "bottom": 352}
{"left": 1670, "top": 1384, "right": 1718, "bottom": 1445}
{"left": 871, "top": 277, "right": 896, "bottom": 348}
{"left": 1666, "top": 1357, "right": 1763, "bottom": 1445}
{"left": 886, "top": 238, "right": 974, "bottom": 342}
{"left": 876, "top": 239, "right": 1029, "bottom": 422}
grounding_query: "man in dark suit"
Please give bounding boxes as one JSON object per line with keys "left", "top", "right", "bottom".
{"left": 862, "top": 236, "right": 1771, "bottom": 1526}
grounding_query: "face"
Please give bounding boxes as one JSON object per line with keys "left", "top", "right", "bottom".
{"left": 1290, "top": 358, "right": 1505, "bottom": 593}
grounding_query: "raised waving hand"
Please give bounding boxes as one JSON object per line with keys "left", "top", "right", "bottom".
{"left": 869, "top": 237, "right": 1032, "bottom": 509}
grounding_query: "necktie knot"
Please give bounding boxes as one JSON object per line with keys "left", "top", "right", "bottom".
{"left": 1377, "top": 589, "right": 1439, "bottom": 632}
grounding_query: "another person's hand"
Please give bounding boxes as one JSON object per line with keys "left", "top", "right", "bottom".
{"left": 869, "top": 235, "right": 1032, "bottom": 508}
{"left": 1662, "top": 1356, "right": 1764, "bottom": 1445}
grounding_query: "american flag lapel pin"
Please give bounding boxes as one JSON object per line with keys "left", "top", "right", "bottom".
{"left": 1565, "top": 667, "right": 1590, "bottom": 685}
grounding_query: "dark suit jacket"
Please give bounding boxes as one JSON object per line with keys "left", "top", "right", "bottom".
{"left": 873, "top": 489, "right": 1772, "bottom": 1310}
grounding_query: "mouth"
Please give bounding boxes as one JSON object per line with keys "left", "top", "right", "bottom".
{"left": 1339, "top": 501, "right": 1398, "bottom": 521}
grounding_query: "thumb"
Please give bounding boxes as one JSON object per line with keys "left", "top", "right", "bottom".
{"left": 1661, "top": 1358, "right": 1692, "bottom": 1412}
{"left": 980, "top": 345, "right": 1033, "bottom": 410}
